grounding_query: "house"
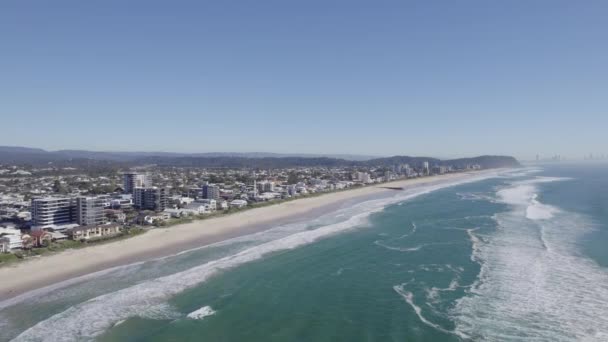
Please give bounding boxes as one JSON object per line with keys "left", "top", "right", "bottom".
{"left": 0, "top": 226, "right": 23, "bottom": 251}
{"left": 0, "top": 237, "right": 10, "bottom": 253}
{"left": 27, "top": 230, "right": 53, "bottom": 247}
{"left": 218, "top": 200, "right": 229, "bottom": 210}
{"left": 230, "top": 199, "right": 248, "bottom": 208}
{"left": 144, "top": 213, "right": 171, "bottom": 225}
{"left": 105, "top": 209, "right": 127, "bottom": 223}
{"left": 183, "top": 204, "right": 208, "bottom": 215}
{"left": 164, "top": 208, "right": 195, "bottom": 218}
{"left": 68, "top": 224, "right": 122, "bottom": 241}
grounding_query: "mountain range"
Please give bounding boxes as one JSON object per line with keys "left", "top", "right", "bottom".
{"left": 0, "top": 146, "right": 520, "bottom": 169}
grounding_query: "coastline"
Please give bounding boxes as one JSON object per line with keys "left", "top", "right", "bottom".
{"left": 0, "top": 171, "right": 497, "bottom": 302}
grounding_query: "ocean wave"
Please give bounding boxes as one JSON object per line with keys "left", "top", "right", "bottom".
{"left": 394, "top": 284, "right": 468, "bottom": 339}
{"left": 7, "top": 171, "right": 504, "bottom": 341}
{"left": 453, "top": 176, "right": 608, "bottom": 341}
{"left": 397, "top": 222, "right": 417, "bottom": 239}
{"left": 186, "top": 306, "right": 216, "bottom": 320}
{"left": 374, "top": 240, "right": 458, "bottom": 252}
{"left": 526, "top": 194, "right": 559, "bottom": 221}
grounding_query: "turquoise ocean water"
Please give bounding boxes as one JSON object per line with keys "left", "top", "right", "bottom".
{"left": 1, "top": 164, "right": 608, "bottom": 341}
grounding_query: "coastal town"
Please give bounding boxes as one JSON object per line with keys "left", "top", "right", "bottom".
{"left": 0, "top": 161, "right": 483, "bottom": 261}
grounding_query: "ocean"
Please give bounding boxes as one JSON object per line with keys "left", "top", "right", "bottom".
{"left": 1, "top": 164, "right": 607, "bottom": 341}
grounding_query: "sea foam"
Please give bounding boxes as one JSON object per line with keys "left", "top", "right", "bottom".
{"left": 453, "top": 175, "right": 608, "bottom": 341}
{"left": 8, "top": 171, "right": 504, "bottom": 342}
{"left": 187, "top": 306, "right": 216, "bottom": 320}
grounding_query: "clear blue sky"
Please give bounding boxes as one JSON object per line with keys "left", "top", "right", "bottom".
{"left": 1, "top": 1, "right": 606, "bottom": 160}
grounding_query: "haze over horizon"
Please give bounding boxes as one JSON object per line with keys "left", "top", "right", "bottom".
{"left": 2, "top": 1, "right": 607, "bottom": 160}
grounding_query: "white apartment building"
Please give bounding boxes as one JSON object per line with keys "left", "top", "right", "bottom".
{"left": 76, "top": 196, "right": 107, "bottom": 226}
{"left": 31, "top": 197, "right": 75, "bottom": 229}
{"left": 256, "top": 181, "right": 275, "bottom": 193}
{"left": 355, "top": 172, "right": 372, "bottom": 183}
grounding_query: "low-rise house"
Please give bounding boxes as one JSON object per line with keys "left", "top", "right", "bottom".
{"left": 105, "top": 209, "right": 126, "bottom": 223}
{"left": 0, "top": 237, "right": 11, "bottom": 253}
{"left": 230, "top": 199, "right": 248, "bottom": 208}
{"left": 49, "top": 231, "right": 68, "bottom": 241}
{"left": 0, "top": 226, "right": 23, "bottom": 251}
{"left": 68, "top": 224, "right": 122, "bottom": 241}
{"left": 193, "top": 199, "right": 216, "bottom": 211}
{"left": 184, "top": 203, "right": 208, "bottom": 215}
{"left": 144, "top": 213, "right": 171, "bottom": 225}
{"left": 218, "top": 200, "right": 229, "bottom": 210}
{"left": 164, "top": 208, "right": 195, "bottom": 218}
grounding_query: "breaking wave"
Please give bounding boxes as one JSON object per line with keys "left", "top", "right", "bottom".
{"left": 453, "top": 175, "right": 608, "bottom": 341}
{"left": 394, "top": 284, "right": 468, "bottom": 339}
{"left": 187, "top": 306, "right": 216, "bottom": 320}
{"left": 8, "top": 171, "right": 503, "bottom": 341}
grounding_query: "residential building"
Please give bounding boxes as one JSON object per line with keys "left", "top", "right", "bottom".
{"left": 0, "top": 226, "right": 23, "bottom": 251}
{"left": 256, "top": 181, "right": 275, "bottom": 193}
{"left": 31, "top": 197, "right": 76, "bottom": 229}
{"left": 123, "top": 172, "right": 150, "bottom": 195}
{"left": 134, "top": 187, "right": 168, "bottom": 211}
{"left": 76, "top": 196, "right": 106, "bottom": 226}
{"left": 143, "top": 213, "right": 171, "bottom": 225}
{"left": 69, "top": 224, "right": 122, "bottom": 241}
{"left": 202, "top": 184, "right": 220, "bottom": 200}
{"left": 230, "top": 199, "right": 248, "bottom": 208}
{"left": 355, "top": 172, "right": 372, "bottom": 183}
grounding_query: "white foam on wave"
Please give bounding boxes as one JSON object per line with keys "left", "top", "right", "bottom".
{"left": 397, "top": 222, "right": 417, "bottom": 239}
{"left": 466, "top": 228, "right": 483, "bottom": 263}
{"left": 374, "top": 240, "right": 457, "bottom": 252}
{"left": 9, "top": 170, "right": 504, "bottom": 342}
{"left": 500, "top": 168, "right": 543, "bottom": 178}
{"left": 425, "top": 278, "right": 461, "bottom": 304}
{"left": 496, "top": 177, "right": 567, "bottom": 223}
{"left": 187, "top": 306, "right": 216, "bottom": 320}
{"left": 374, "top": 240, "right": 423, "bottom": 252}
{"left": 526, "top": 194, "right": 559, "bottom": 220}
{"left": 453, "top": 176, "right": 608, "bottom": 341}
{"left": 394, "top": 284, "right": 468, "bottom": 339}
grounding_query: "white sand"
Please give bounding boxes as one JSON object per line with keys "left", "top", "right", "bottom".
{"left": 0, "top": 171, "right": 488, "bottom": 301}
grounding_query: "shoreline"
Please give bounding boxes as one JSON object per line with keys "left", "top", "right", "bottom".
{"left": 0, "top": 170, "right": 498, "bottom": 302}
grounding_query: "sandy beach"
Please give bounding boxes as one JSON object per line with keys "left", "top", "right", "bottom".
{"left": 0, "top": 171, "right": 492, "bottom": 302}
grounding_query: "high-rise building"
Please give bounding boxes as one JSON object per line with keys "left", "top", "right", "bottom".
{"left": 134, "top": 187, "right": 167, "bottom": 211}
{"left": 202, "top": 184, "right": 221, "bottom": 200}
{"left": 123, "top": 172, "right": 150, "bottom": 195}
{"left": 256, "top": 181, "right": 275, "bottom": 193}
{"left": 423, "top": 162, "right": 430, "bottom": 175}
{"left": 31, "top": 197, "right": 76, "bottom": 228}
{"left": 354, "top": 172, "right": 371, "bottom": 183}
{"left": 76, "top": 196, "right": 107, "bottom": 226}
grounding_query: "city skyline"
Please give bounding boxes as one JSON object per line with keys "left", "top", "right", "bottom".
{"left": 2, "top": 1, "right": 607, "bottom": 160}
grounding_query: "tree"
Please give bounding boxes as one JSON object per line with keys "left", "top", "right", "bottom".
{"left": 287, "top": 172, "right": 299, "bottom": 184}
{"left": 53, "top": 180, "right": 67, "bottom": 194}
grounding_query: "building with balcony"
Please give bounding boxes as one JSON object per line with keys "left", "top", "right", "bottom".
{"left": 134, "top": 187, "right": 168, "bottom": 211}
{"left": 76, "top": 196, "right": 107, "bottom": 226}
{"left": 31, "top": 197, "right": 76, "bottom": 229}
{"left": 202, "top": 184, "right": 220, "bottom": 200}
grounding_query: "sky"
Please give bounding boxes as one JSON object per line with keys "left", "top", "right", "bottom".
{"left": 1, "top": 0, "right": 607, "bottom": 160}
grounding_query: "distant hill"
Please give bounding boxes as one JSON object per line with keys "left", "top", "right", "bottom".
{"left": 0, "top": 146, "right": 520, "bottom": 169}
{"left": 0, "top": 146, "right": 378, "bottom": 163}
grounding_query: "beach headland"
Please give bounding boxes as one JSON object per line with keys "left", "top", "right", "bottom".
{"left": 0, "top": 170, "right": 499, "bottom": 302}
